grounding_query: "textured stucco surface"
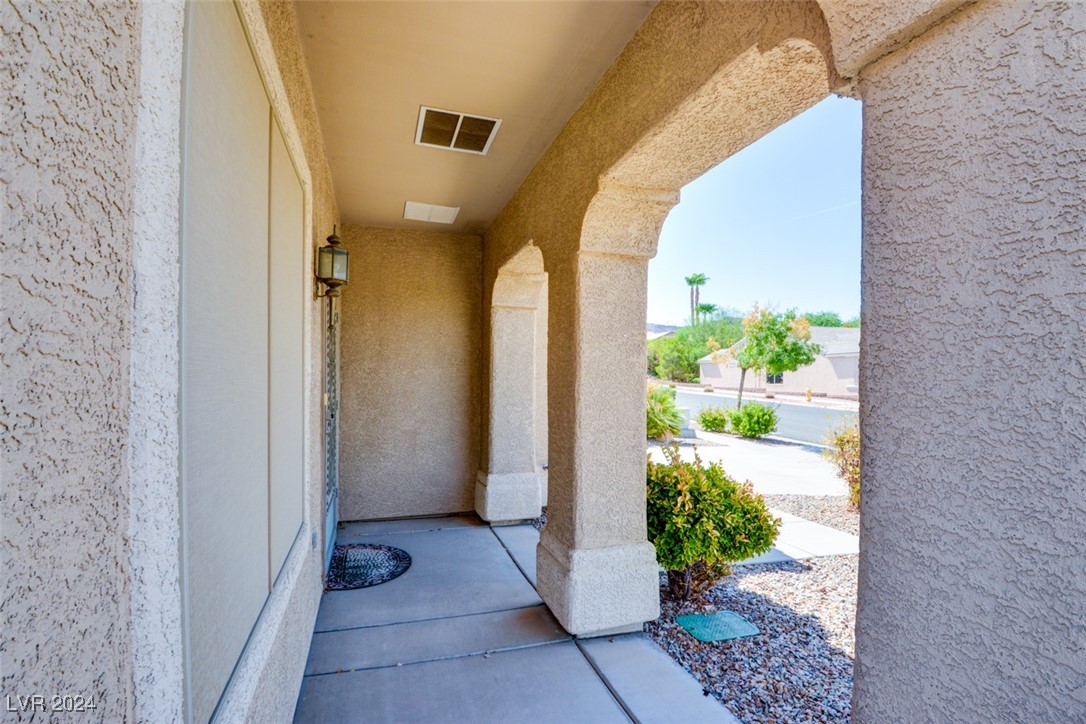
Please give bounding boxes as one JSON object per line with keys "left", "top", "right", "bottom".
{"left": 478, "top": 245, "right": 547, "bottom": 522}
{"left": 482, "top": 0, "right": 835, "bottom": 634}
{"left": 339, "top": 226, "right": 482, "bottom": 520}
{"left": 815, "top": 0, "right": 968, "bottom": 80}
{"left": 855, "top": 1, "right": 1086, "bottom": 718}
{"left": 0, "top": 2, "right": 141, "bottom": 719}
{"left": 128, "top": 1, "right": 185, "bottom": 719}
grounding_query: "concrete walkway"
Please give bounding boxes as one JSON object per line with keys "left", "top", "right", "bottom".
{"left": 740, "top": 510, "right": 858, "bottom": 566}
{"left": 294, "top": 516, "right": 736, "bottom": 723}
{"left": 492, "top": 514, "right": 856, "bottom": 579}
{"left": 649, "top": 432, "right": 848, "bottom": 497}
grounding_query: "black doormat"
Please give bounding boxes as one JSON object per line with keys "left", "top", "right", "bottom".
{"left": 326, "top": 543, "right": 411, "bottom": 591}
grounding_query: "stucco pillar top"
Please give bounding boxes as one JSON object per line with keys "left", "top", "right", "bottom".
{"left": 816, "top": 0, "right": 970, "bottom": 81}
{"left": 492, "top": 272, "right": 547, "bottom": 309}
{"left": 579, "top": 181, "right": 680, "bottom": 260}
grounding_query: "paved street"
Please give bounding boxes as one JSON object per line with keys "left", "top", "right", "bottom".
{"left": 673, "top": 388, "right": 856, "bottom": 445}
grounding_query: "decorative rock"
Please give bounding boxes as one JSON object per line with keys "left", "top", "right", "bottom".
{"left": 647, "top": 555, "right": 857, "bottom": 722}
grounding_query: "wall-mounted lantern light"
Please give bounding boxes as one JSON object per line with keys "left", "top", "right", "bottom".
{"left": 316, "top": 226, "right": 349, "bottom": 297}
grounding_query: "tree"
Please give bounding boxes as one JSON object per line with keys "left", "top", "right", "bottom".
{"left": 695, "top": 302, "right": 717, "bottom": 324}
{"left": 735, "top": 306, "right": 821, "bottom": 408}
{"left": 801, "top": 310, "right": 843, "bottom": 327}
{"left": 684, "top": 273, "right": 708, "bottom": 324}
{"left": 647, "top": 313, "right": 743, "bottom": 382}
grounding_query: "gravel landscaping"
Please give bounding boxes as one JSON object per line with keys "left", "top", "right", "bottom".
{"left": 647, "top": 555, "right": 857, "bottom": 723}
{"left": 761, "top": 494, "right": 859, "bottom": 536}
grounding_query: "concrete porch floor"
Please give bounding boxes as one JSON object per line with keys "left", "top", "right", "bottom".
{"left": 293, "top": 515, "right": 736, "bottom": 723}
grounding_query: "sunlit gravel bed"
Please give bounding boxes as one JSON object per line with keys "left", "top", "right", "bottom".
{"left": 761, "top": 494, "right": 859, "bottom": 536}
{"left": 646, "top": 555, "right": 857, "bottom": 723}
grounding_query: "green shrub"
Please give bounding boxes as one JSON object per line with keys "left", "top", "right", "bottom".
{"left": 697, "top": 406, "right": 730, "bottom": 433}
{"left": 647, "top": 343, "right": 662, "bottom": 376}
{"left": 647, "top": 316, "right": 744, "bottom": 382}
{"left": 651, "top": 337, "right": 700, "bottom": 382}
{"left": 728, "top": 402, "right": 778, "bottom": 439}
{"left": 646, "top": 384, "right": 683, "bottom": 441}
{"left": 824, "top": 419, "right": 861, "bottom": 509}
{"left": 647, "top": 444, "right": 779, "bottom": 601}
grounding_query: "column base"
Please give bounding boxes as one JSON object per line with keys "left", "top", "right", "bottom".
{"left": 536, "top": 530, "right": 660, "bottom": 636}
{"left": 474, "top": 471, "right": 542, "bottom": 524}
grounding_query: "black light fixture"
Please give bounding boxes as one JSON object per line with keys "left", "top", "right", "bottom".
{"left": 316, "top": 226, "right": 349, "bottom": 297}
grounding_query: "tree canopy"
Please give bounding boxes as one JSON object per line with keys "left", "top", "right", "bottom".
{"left": 734, "top": 306, "right": 821, "bottom": 406}
{"left": 684, "top": 273, "right": 709, "bottom": 324}
{"left": 801, "top": 311, "right": 843, "bottom": 327}
{"left": 648, "top": 310, "right": 742, "bottom": 382}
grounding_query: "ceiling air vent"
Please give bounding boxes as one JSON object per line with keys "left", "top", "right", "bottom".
{"left": 415, "top": 106, "right": 501, "bottom": 155}
{"left": 404, "top": 201, "right": 460, "bottom": 224}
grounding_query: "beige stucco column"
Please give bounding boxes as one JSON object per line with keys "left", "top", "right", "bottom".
{"left": 537, "top": 184, "right": 677, "bottom": 636}
{"left": 853, "top": 2, "right": 1086, "bottom": 719}
{"left": 476, "top": 272, "right": 546, "bottom": 522}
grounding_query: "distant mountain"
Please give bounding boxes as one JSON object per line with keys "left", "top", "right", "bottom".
{"left": 646, "top": 323, "right": 680, "bottom": 334}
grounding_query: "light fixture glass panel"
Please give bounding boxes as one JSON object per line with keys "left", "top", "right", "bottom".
{"left": 317, "top": 245, "right": 334, "bottom": 280}
{"left": 332, "top": 247, "right": 349, "bottom": 282}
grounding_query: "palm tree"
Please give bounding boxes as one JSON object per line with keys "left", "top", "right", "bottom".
{"left": 695, "top": 303, "right": 717, "bottom": 324}
{"left": 684, "top": 273, "right": 708, "bottom": 324}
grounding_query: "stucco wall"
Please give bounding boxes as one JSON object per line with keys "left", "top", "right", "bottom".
{"left": 0, "top": 2, "right": 142, "bottom": 719}
{"left": 339, "top": 226, "right": 482, "bottom": 520}
{"left": 1, "top": 0, "right": 338, "bottom": 720}
{"left": 855, "top": 1, "right": 1086, "bottom": 718}
{"left": 481, "top": 3, "right": 836, "bottom": 633}
{"left": 480, "top": 0, "right": 836, "bottom": 439}
{"left": 128, "top": 1, "right": 186, "bottom": 719}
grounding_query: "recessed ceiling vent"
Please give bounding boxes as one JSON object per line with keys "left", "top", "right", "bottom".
{"left": 404, "top": 201, "right": 460, "bottom": 224}
{"left": 415, "top": 106, "right": 501, "bottom": 155}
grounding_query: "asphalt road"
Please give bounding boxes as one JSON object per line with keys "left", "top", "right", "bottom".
{"left": 673, "top": 389, "right": 856, "bottom": 445}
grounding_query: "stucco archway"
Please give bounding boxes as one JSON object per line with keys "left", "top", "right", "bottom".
{"left": 476, "top": 243, "right": 549, "bottom": 523}
{"left": 534, "top": 15, "right": 840, "bottom": 635}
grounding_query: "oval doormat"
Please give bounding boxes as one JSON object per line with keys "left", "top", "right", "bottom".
{"left": 326, "top": 543, "right": 411, "bottom": 591}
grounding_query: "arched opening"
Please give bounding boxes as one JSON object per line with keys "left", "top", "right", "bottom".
{"left": 642, "top": 95, "right": 862, "bottom": 721}
{"left": 476, "top": 243, "right": 548, "bottom": 523}
{"left": 534, "top": 15, "right": 844, "bottom": 637}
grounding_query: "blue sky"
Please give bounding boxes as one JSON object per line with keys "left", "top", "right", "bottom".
{"left": 647, "top": 95, "right": 862, "bottom": 326}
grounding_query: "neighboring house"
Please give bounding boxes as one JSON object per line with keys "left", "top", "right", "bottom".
{"left": 3, "top": 1, "right": 1083, "bottom": 722}
{"left": 646, "top": 329, "right": 676, "bottom": 342}
{"left": 699, "top": 327, "right": 860, "bottom": 399}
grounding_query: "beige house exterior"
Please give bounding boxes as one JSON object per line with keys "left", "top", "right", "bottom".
{"left": 700, "top": 326, "right": 860, "bottom": 398}
{"left": 2, "top": 1, "right": 1084, "bottom": 722}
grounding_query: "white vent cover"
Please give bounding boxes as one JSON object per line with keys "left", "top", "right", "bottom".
{"left": 404, "top": 201, "right": 460, "bottom": 224}
{"left": 415, "top": 106, "right": 501, "bottom": 155}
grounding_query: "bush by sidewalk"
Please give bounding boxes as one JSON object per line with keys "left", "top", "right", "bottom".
{"left": 647, "top": 443, "right": 779, "bottom": 602}
{"left": 824, "top": 420, "right": 860, "bottom": 509}
{"left": 696, "top": 406, "right": 730, "bottom": 433}
{"left": 728, "top": 402, "right": 778, "bottom": 439}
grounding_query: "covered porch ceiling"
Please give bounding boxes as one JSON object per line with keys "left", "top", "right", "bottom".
{"left": 295, "top": 1, "right": 657, "bottom": 235}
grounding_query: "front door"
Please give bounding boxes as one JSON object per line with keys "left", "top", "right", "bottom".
{"left": 323, "top": 297, "right": 340, "bottom": 573}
